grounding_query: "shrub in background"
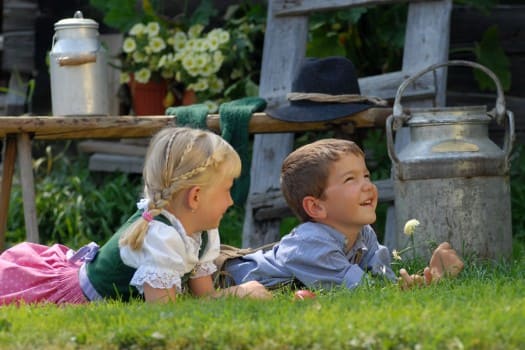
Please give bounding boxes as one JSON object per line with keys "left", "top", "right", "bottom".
{"left": 6, "top": 142, "right": 142, "bottom": 248}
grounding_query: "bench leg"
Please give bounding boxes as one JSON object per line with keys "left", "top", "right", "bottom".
{"left": 0, "top": 135, "right": 17, "bottom": 250}
{"left": 17, "top": 133, "right": 39, "bottom": 243}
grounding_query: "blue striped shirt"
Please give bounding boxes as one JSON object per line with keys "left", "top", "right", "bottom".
{"left": 224, "top": 222, "right": 396, "bottom": 289}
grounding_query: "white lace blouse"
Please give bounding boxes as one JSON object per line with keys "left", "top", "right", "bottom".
{"left": 119, "top": 209, "right": 220, "bottom": 294}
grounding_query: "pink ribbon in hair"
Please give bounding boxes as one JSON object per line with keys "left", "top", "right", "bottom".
{"left": 142, "top": 211, "right": 153, "bottom": 222}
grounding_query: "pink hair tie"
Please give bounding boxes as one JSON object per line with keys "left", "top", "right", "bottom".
{"left": 142, "top": 211, "right": 153, "bottom": 222}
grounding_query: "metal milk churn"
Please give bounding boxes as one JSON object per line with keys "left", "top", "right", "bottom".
{"left": 49, "top": 10, "right": 109, "bottom": 116}
{"left": 386, "top": 60, "right": 515, "bottom": 260}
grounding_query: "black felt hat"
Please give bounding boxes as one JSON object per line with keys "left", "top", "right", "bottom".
{"left": 266, "top": 56, "right": 374, "bottom": 122}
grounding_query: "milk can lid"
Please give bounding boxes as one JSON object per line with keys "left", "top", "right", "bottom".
{"left": 54, "top": 10, "right": 99, "bottom": 30}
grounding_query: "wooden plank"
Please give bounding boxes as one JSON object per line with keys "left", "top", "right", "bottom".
{"left": 78, "top": 140, "right": 147, "bottom": 157}
{"left": 274, "top": 0, "right": 413, "bottom": 16}
{"left": 88, "top": 154, "right": 144, "bottom": 174}
{"left": 241, "top": 0, "right": 309, "bottom": 248}
{"left": 0, "top": 109, "right": 391, "bottom": 139}
{"left": 2, "top": 0, "right": 38, "bottom": 32}
{"left": 16, "top": 133, "right": 39, "bottom": 243}
{"left": 2, "top": 31, "right": 35, "bottom": 73}
{"left": 359, "top": 70, "right": 435, "bottom": 101}
{"left": 0, "top": 136, "right": 17, "bottom": 251}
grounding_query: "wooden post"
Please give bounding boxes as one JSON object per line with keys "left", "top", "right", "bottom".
{"left": 16, "top": 133, "right": 39, "bottom": 243}
{"left": 0, "top": 136, "right": 17, "bottom": 250}
{"left": 241, "top": 0, "right": 308, "bottom": 247}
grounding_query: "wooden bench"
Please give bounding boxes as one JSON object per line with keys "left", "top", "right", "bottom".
{"left": 0, "top": 108, "right": 391, "bottom": 249}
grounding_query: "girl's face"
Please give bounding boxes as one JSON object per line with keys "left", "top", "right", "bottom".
{"left": 194, "top": 173, "right": 235, "bottom": 232}
{"left": 317, "top": 153, "right": 378, "bottom": 236}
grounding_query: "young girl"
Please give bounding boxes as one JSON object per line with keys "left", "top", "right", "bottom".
{"left": 0, "top": 127, "right": 271, "bottom": 304}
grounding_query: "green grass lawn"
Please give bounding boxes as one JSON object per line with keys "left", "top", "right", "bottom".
{"left": 1, "top": 243, "right": 523, "bottom": 350}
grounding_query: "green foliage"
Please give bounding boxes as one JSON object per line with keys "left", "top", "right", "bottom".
{"left": 307, "top": 4, "right": 407, "bottom": 76}
{"left": 89, "top": 0, "right": 144, "bottom": 32}
{"left": 6, "top": 142, "right": 142, "bottom": 248}
{"left": 510, "top": 144, "right": 525, "bottom": 241}
{"left": 473, "top": 25, "right": 511, "bottom": 91}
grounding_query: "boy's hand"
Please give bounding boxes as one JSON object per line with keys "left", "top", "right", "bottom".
{"left": 429, "top": 242, "right": 464, "bottom": 282}
{"left": 398, "top": 242, "right": 464, "bottom": 290}
{"left": 398, "top": 268, "right": 428, "bottom": 290}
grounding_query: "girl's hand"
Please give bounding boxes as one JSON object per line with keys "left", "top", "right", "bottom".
{"left": 232, "top": 281, "right": 273, "bottom": 299}
{"left": 144, "top": 284, "right": 177, "bottom": 303}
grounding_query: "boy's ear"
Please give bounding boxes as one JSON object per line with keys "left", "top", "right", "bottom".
{"left": 302, "top": 196, "right": 327, "bottom": 220}
{"left": 186, "top": 185, "right": 201, "bottom": 211}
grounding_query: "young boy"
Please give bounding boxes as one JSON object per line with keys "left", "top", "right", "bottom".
{"left": 221, "top": 138, "right": 464, "bottom": 290}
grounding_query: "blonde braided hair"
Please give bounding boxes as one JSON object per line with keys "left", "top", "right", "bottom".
{"left": 119, "top": 127, "right": 241, "bottom": 250}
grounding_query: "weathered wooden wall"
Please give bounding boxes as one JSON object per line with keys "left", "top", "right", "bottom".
{"left": 448, "top": 4, "right": 525, "bottom": 144}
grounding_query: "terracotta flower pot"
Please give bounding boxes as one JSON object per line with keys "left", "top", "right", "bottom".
{"left": 128, "top": 78, "right": 168, "bottom": 116}
{"left": 129, "top": 77, "right": 199, "bottom": 116}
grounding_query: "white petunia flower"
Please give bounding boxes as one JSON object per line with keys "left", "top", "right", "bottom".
{"left": 129, "top": 23, "right": 146, "bottom": 36}
{"left": 204, "top": 100, "right": 219, "bottom": 113}
{"left": 188, "top": 24, "right": 204, "bottom": 39}
{"left": 146, "top": 22, "right": 160, "bottom": 37}
{"left": 119, "top": 72, "right": 131, "bottom": 84}
{"left": 135, "top": 68, "right": 151, "bottom": 84}
{"left": 122, "top": 38, "right": 137, "bottom": 53}
{"left": 149, "top": 37, "right": 166, "bottom": 53}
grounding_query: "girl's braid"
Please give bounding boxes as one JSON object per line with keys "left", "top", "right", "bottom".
{"left": 165, "top": 154, "right": 217, "bottom": 197}
{"left": 165, "top": 133, "right": 196, "bottom": 183}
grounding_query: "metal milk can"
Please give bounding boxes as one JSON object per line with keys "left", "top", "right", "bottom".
{"left": 49, "top": 10, "right": 109, "bottom": 116}
{"left": 386, "top": 60, "right": 515, "bottom": 260}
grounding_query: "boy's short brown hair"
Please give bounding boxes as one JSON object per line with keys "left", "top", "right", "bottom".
{"left": 280, "top": 138, "right": 365, "bottom": 222}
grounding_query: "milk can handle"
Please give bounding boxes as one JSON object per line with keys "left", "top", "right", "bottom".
{"left": 57, "top": 53, "right": 97, "bottom": 66}
{"left": 387, "top": 60, "right": 513, "bottom": 164}
{"left": 392, "top": 60, "right": 506, "bottom": 122}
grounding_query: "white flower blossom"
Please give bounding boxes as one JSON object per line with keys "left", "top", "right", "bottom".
{"left": 188, "top": 24, "right": 204, "bottom": 39}
{"left": 122, "top": 38, "right": 137, "bottom": 53}
{"left": 392, "top": 249, "right": 402, "bottom": 261}
{"left": 149, "top": 37, "right": 166, "bottom": 53}
{"left": 119, "top": 72, "right": 131, "bottom": 84}
{"left": 404, "top": 219, "right": 420, "bottom": 236}
{"left": 129, "top": 23, "right": 146, "bottom": 36}
{"left": 135, "top": 68, "right": 151, "bottom": 84}
{"left": 146, "top": 22, "right": 160, "bottom": 37}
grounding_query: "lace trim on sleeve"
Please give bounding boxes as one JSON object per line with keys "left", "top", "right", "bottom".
{"left": 130, "top": 267, "right": 182, "bottom": 294}
{"left": 191, "top": 261, "right": 217, "bottom": 279}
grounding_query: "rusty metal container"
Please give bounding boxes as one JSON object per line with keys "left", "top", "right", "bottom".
{"left": 49, "top": 10, "right": 109, "bottom": 116}
{"left": 386, "top": 60, "right": 515, "bottom": 260}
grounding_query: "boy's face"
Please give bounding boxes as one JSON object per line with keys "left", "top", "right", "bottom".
{"left": 317, "top": 153, "right": 378, "bottom": 235}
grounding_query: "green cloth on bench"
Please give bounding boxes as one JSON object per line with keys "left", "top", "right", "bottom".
{"left": 165, "top": 97, "right": 267, "bottom": 206}
{"left": 166, "top": 104, "right": 209, "bottom": 130}
{"left": 219, "top": 97, "right": 267, "bottom": 206}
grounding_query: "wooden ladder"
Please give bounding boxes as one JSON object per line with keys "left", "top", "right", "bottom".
{"left": 242, "top": 0, "right": 452, "bottom": 248}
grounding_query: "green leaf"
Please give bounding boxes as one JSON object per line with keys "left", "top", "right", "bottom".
{"left": 189, "top": 0, "right": 218, "bottom": 26}
{"left": 307, "top": 30, "right": 346, "bottom": 58}
{"left": 473, "top": 25, "right": 511, "bottom": 91}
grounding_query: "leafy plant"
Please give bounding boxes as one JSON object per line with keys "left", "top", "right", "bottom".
{"left": 510, "top": 144, "right": 525, "bottom": 241}
{"left": 6, "top": 142, "right": 142, "bottom": 248}
{"left": 307, "top": 4, "right": 407, "bottom": 76}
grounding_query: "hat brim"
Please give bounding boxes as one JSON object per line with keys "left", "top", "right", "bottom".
{"left": 265, "top": 100, "right": 373, "bottom": 123}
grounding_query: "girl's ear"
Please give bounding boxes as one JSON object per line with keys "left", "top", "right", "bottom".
{"left": 186, "top": 185, "right": 201, "bottom": 211}
{"left": 302, "top": 195, "right": 327, "bottom": 220}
